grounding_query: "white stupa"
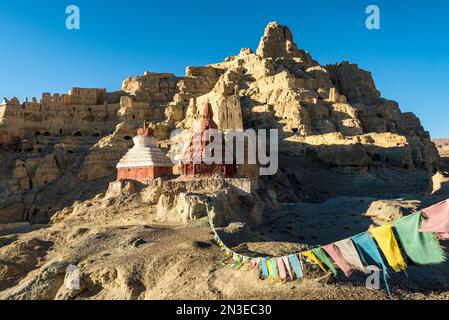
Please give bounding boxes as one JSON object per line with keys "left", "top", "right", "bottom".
{"left": 116, "top": 126, "right": 173, "bottom": 183}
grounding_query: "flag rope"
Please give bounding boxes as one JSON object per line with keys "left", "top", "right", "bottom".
{"left": 205, "top": 198, "right": 449, "bottom": 296}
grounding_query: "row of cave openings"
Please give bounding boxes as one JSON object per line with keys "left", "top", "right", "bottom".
{"left": 34, "top": 129, "right": 102, "bottom": 137}
{"left": 34, "top": 130, "right": 133, "bottom": 141}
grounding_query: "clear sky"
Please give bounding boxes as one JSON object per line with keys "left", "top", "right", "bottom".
{"left": 0, "top": 0, "right": 448, "bottom": 137}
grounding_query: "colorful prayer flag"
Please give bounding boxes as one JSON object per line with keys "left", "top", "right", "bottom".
{"left": 395, "top": 212, "right": 446, "bottom": 265}
{"left": 312, "top": 248, "right": 337, "bottom": 276}
{"left": 352, "top": 232, "right": 391, "bottom": 296}
{"left": 323, "top": 244, "right": 354, "bottom": 277}
{"left": 288, "top": 254, "right": 304, "bottom": 280}
{"left": 419, "top": 200, "right": 449, "bottom": 239}
{"left": 370, "top": 223, "right": 407, "bottom": 272}
{"left": 335, "top": 239, "right": 365, "bottom": 272}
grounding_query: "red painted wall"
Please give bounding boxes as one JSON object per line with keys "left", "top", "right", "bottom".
{"left": 117, "top": 166, "right": 172, "bottom": 183}
{"left": 181, "top": 162, "right": 237, "bottom": 177}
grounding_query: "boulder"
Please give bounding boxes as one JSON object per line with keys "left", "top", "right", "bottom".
{"left": 366, "top": 199, "right": 420, "bottom": 225}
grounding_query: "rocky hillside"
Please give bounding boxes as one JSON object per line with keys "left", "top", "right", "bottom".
{"left": 434, "top": 139, "right": 449, "bottom": 157}
{"left": 1, "top": 22, "right": 449, "bottom": 300}
{"left": 434, "top": 139, "right": 449, "bottom": 171}
{"left": 0, "top": 21, "right": 441, "bottom": 224}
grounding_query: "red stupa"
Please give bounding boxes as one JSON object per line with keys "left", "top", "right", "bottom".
{"left": 181, "top": 102, "right": 237, "bottom": 177}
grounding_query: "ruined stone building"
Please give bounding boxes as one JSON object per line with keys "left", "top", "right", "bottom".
{"left": 66, "top": 88, "right": 106, "bottom": 105}
{"left": 181, "top": 103, "right": 237, "bottom": 177}
{"left": 0, "top": 88, "right": 114, "bottom": 141}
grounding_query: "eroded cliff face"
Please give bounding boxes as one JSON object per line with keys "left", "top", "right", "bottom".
{"left": 0, "top": 22, "right": 440, "bottom": 223}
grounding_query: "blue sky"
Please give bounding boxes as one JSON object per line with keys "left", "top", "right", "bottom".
{"left": 0, "top": 0, "right": 448, "bottom": 137}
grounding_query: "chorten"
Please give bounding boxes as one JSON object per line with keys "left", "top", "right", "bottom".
{"left": 181, "top": 102, "right": 237, "bottom": 177}
{"left": 117, "top": 126, "right": 173, "bottom": 183}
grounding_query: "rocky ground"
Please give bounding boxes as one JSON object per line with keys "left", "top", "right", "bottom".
{"left": 0, "top": 170, "right": 449, "bottom": 300}
{"left": 0, "top": 141, "right": 448, "bottom": 300}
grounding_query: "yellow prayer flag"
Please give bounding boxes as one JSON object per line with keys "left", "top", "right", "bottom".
{"left": 302, "top": 250, "right": 327, "bottom": 273}
{"left": 369, "top": 223, "right": 407, "bottom": 272}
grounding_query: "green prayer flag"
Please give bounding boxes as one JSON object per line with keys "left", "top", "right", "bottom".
{"left": 312, "top": 248, "right": 338, "bottom": 276}
{"left": 268, "top": 258, "right": 279, "bottom": 279}
{"left": 394, "top": 212, "right": 447, "bottom": 265}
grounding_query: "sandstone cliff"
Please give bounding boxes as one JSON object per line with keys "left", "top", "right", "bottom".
{"left": 0, "top": 22, "right": 440, "bottom": 223}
